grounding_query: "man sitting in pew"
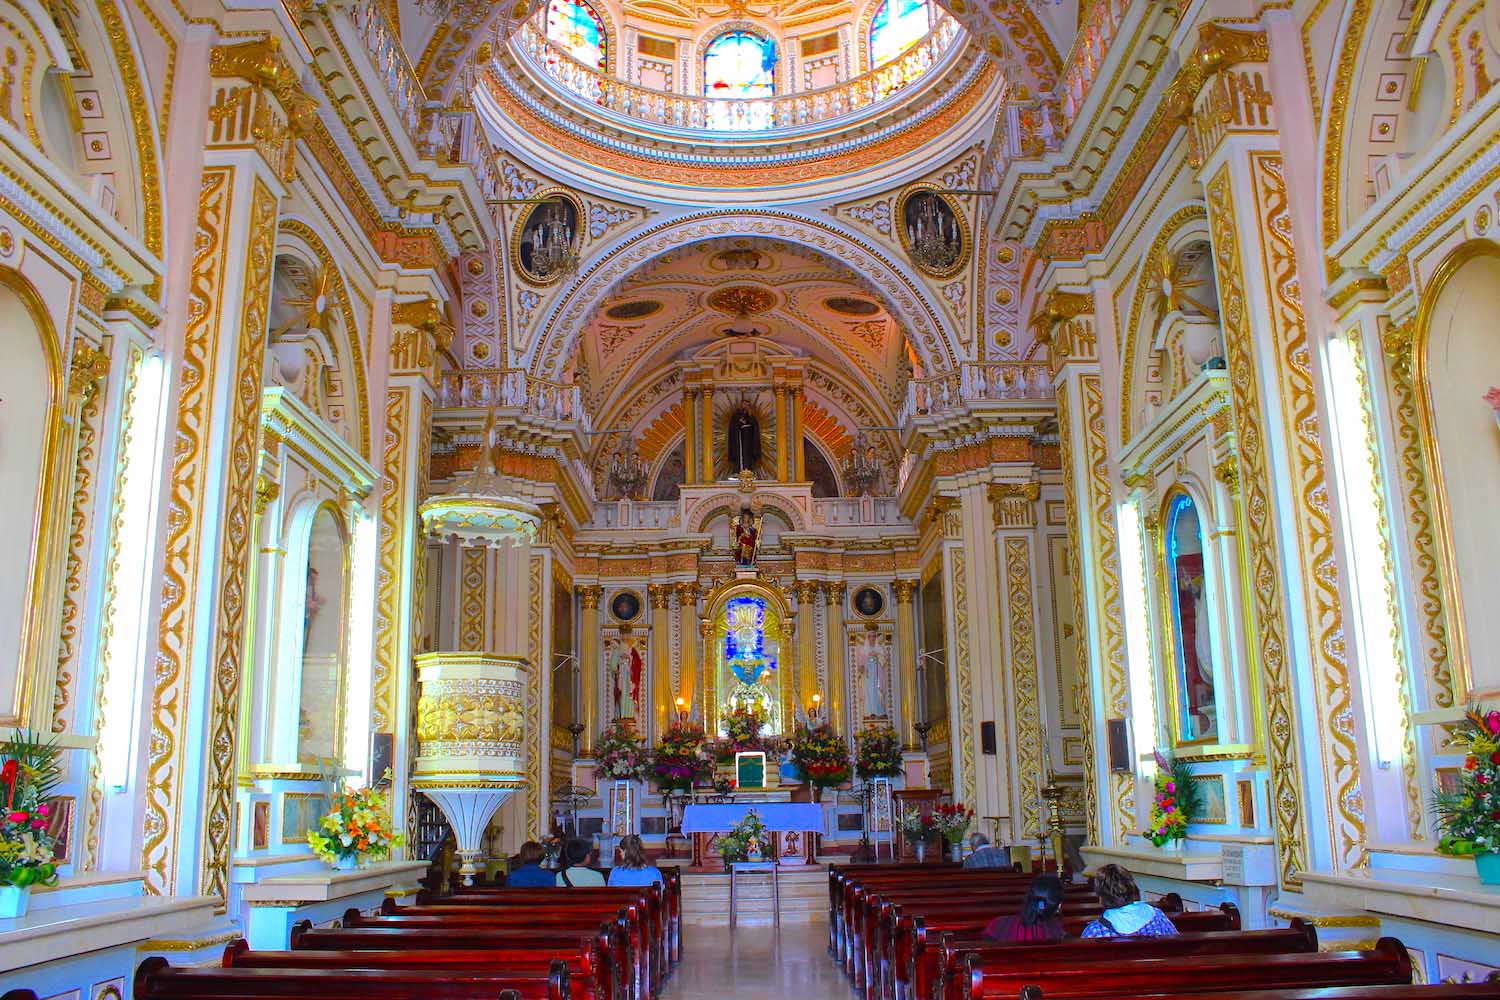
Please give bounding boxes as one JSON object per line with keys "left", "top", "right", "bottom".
{"left": 556, "top": 837, "right": 607, "bottom": 886}
{"left": 508, "top": 841, "right": 557, "bottom": 888}
{"left": 963, "top": 834, "right": 1012, "bottom": 869}
{"left": 1079, "top": 864, "right": 1179, "bottom": 939}
{"left": 983, "top": 874, "right": 1067, "bottom": 943}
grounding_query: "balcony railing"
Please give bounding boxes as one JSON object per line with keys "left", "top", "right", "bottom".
{"left": 437, "top": 369, "right": 592, "bottom": 433}
{"left": 1059, "top": 0, "right": 1130, "bottom": 127}
{"left": 812, "top": 496, "right": 901, "bottom": 526}
{"left": 588, "top": 501, "right": 679, "bottom": 530}
{"left": 899, "top": 362, "right": 1054, "bottom": 424}
{"left": 509, "top": 15, "right": 961, "bottom": 134}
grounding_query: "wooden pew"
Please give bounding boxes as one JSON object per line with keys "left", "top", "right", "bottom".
{"left": 134, "top": 955, "right": 567, "bottom": 1000}
{"left": 927, "top": 924, "right": 1319, "bottom": 1000}
{"left": 901, "top": 903, "right": 1239, "bottom": 1000}
{"left": 224, "top": 937, "right": 611, "bottom": 1000}
{"left": 831, "top": 868, "right": 1032, "bottom": 957}
{"left": 1013, "top": 984, "right": 1500, "bottom": 1000}
{"left": 291, "top": 920, "right": 630, "bottom": 1000}
{"left": 348, "top": 901, "right": 656, "bottom": 998}
{"left": 942, "top": 938, "right": 1414, "bottom": 1000}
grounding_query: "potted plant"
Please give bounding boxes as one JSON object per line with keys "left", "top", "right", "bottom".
{"left": 595, "top": 721, "right": 650, "bottom": 781}
{"left": 1433, "top": 705, "right": 1500, "bottom": 885}
{"left": 855, "top": 725, "right": 903, "bottom": 781}
{"left": 651, "top": 723, "right": 710, "bottom": 791}
{"left": 1145, "top": 751, "right": 1201, "bottom": 849}
{"left": 306, "top": 773, "right": 402, "bottom": 871}
{"left": 899, "top": 807, "right": 935, "bottom": 862}
{"left": 790, "top": 722, "right": 852, "bottom": 799}
{"left": 0, "top": 731, "right": 63, "bottom": 917}
{"left": 931, "top": 802, "right": 974, "bottom": 861}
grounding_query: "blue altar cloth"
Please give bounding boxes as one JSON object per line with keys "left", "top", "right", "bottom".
{"left": 680, "top": 802, "right": 824, "bottom": 834}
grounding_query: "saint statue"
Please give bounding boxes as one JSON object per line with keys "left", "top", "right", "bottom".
{"left": 728, "top": 405, "right": 761, "bottom": 474}
{"left": 732, "top": 506, "right": 761, "bottom": 567}
{"left": 862, "top": 641, "right": 887, "bottom": 718}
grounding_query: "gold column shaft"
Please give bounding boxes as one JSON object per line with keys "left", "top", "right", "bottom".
{"left": 780, "top": 386, "right": 792, "bottom": 482}
{"left": 649, "top": 585, "right": 673, "bottom": 738}
{"left": 578, "top": 585, "right": 603, "bottom": 753}
{"left": 701, "top": 385, "right": 714, "bottom": 483}
{"left": 796, "top": 582, "right": 819, "bottom": 715}
{"left": 792, "top": 388, "right": 806, "bottom": 481}
{"left": 824, "top": 582, "right": 848, "bottom": 736}
{"left": 683, "top": 388, "right": 698, "bottom": 484}
{"left": 894, "top": 579, "right": 920, "bottom": 748}
{"left": 676, "top": 582, "right": 699, "bottom": 715}
{"left": 700, "top": 617, "right": 717, "bottom": 735}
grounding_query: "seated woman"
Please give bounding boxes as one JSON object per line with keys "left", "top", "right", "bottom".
{"left": 507, "top": 840, "right": 556, "bottom": 888}
{"left": 983, "top": 873, "right": 1065, "bottom": 942}
{"left": 1079, "top": 864, "right": 1178, "bottom": 938}
{"left": 608, "top": 834, "right": 664, "bottom": 887}
{"left": 556, "top": 837, "right": 607, "bottom": 887}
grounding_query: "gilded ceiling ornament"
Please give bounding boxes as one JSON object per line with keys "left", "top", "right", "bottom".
{"left": 706, "top": 285, "right": 777, "bottom": 315}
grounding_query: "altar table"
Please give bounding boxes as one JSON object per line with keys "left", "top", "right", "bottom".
{"left": 681, "top": 803, "right": 823, "bottom": 867}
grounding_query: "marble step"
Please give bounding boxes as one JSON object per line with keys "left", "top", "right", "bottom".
{"left": 679, "top": 869, "right": 828, "bottom": 924}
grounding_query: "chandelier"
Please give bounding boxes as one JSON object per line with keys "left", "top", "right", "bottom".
{"left": 607, "top": 437, "right": 650, "bottom": 500}
{"left": 527, "top": 200, "right": 579, "bottom": 280}
{"left": 842, "top": 432, "right": 885, "bottom": 497}
{"left": 905, "top": 192, "right": 961, "bottom": 273}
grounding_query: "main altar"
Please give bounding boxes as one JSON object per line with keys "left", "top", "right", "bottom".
{"left": 681, "top": 802, "right": 824, "bottom": 868}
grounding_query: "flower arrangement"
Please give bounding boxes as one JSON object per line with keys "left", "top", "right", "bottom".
{"left": 855, "top": 725, "right": 903, "bottom": 780}
{"left": 650, "top": 723, "right": 711, "bottom": 790}
{"left": 898, "top": 806, "right": 935, "bottom": 843}
{"left": 595, "top": 721, "right": 650, "bottom": 780}
{"left": 0, "top": 731, "right": 62, "bottom": 892}
{"left": 1433, "top": 705, "right": 1500, "bottom": 876}
{"left": 1145, "top": 751, "right": 1201, "bottom": 847}
{"left": 713, "top": 705, "right": 770, "bottom": 762}
{"left": 306, "top": 775, "right": 402, "bottom": 867}
{"left": 716, "top": 810, "right": 768, "bottom": 864}
{"left": 931, "top": 802, "right": 974, "bottom": 845}
{"left": 790, "top": 722, "right": 852, "bottom": 788}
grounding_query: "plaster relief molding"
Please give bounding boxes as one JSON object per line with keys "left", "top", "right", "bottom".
{"left": 989, "top": 481, "right": 1040, "bottom": 529}
{"left": 528, "top": 211, "right": 957, "bottom": 383}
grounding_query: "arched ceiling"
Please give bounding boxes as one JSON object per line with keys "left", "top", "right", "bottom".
{"left": 574, "top": 236, "right": 910, "bottom": 429}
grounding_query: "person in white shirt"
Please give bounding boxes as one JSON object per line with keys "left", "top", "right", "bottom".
{"left": 556, "top": 837, "right": 606, "bottom": 887}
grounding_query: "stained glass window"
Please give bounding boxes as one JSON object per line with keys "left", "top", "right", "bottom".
{"left": 869, "top": 0, "right": 930, "bottom": 68}
{"left": 703, "top": 31, "right": 776, "bottom": 98}
{"left": 547, "top": 0, "right": 607, "bottom": 71}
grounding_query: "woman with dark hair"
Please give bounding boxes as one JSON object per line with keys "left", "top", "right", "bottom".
{"left": 983, "top": 874, "right": 1066, "bottom": 942}
{"left": 1079, "top": 863, "right": 1177, "bottom": 938}
{"left": 607, "top": 834, "right": 664, "bottom": 887}
{"left": 556, "top": 837, "right": 606, "bottom": 887}
{"left": 508, "top": 840, "right": 556, "bottom": 888}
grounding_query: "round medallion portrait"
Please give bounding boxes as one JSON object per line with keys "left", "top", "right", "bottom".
{"left": 824, "top": 296, "right": 881, "bottom": 316}
{"left": 605, "top": 299, "right": 663, "bottom": 320}
{"left": 610, "top": 590, "right": 643, "bottom": 623}
{"left": 852, "top": 586, "right": 885, "bottom": 618}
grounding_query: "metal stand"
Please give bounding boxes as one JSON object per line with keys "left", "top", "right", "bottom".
{"left": 729, "top": 861, "right": 780, "bottom": 928}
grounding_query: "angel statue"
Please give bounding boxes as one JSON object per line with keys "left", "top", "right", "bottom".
{"left": 732, "top": 505, "right": 762, "bottom": 567}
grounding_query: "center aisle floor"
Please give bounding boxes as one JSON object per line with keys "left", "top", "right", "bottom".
{"left": 660, "top": 918, "right": 854, "bottom": 1000}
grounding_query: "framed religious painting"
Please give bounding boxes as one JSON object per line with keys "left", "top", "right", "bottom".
{"left": 611, "top": 589, "right": 643, "bottom": 624}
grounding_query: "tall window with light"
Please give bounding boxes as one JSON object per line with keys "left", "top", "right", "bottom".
{"left": 546, "top": 0, "right": 607, "bottom": 71}
{"left": 869, "top": 0, "right": 930, "bottom": 67}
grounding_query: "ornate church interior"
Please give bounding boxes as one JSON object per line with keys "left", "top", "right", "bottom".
{"left": 2, "top": 0, "right": 1500, "bottom": 995}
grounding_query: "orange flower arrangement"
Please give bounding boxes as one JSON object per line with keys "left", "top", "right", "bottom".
{"left": 307, "top": 771, "right": 402, "bottom": 867}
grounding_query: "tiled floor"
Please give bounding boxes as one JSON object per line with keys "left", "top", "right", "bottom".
{"left": 661, "top": 918, "right": 854, "bottom": 999}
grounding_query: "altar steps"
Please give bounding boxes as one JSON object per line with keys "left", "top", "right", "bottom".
{"left": 680, "top": 867, "right": 828, "bottom": 926}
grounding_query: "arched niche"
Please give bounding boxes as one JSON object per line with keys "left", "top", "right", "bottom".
{"left": 267, "top": 500, "right": 351, "bottom": 767}
{"left": 0, "top": 270, "right": 63, "bottom": 729}
{"left": 699, "top": 578, "right": 796, "bottom": 739}
{"left": 296, "top": 505, "right": 349, "bottom": 764}
{"left": 1413, "top": 241, "right": 1500, "bottom": 700}
{"left": 1159, "top": 489, "right": 1217, "bottom": 745}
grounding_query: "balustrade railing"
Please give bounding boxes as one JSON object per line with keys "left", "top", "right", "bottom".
{"left": 812, "top": 496, "right": 900, "bottom": 526}
{"left": 1059, "top": 0, "right": 1130, "bottom": 127}
{"left": 438, "top": 369, "right": 592, "bottom": 432}
{"left": 509, "top": 15, "right": 961, "bottom": 134}
{"left": 899, "top": 362, "right": 1054, "bottom": 424}
{"left": 589, "top": 501, "right": 678, "bottom": 530}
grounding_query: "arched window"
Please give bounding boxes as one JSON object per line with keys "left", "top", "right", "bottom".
{"left": 547, "top": 0, "right": 607, "bottom": 71}
{"left": 703, "top": 31, "right": 776, "bottom": 98}
{"left": 869, "top": 0, "right": 930, "bottom": 67}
